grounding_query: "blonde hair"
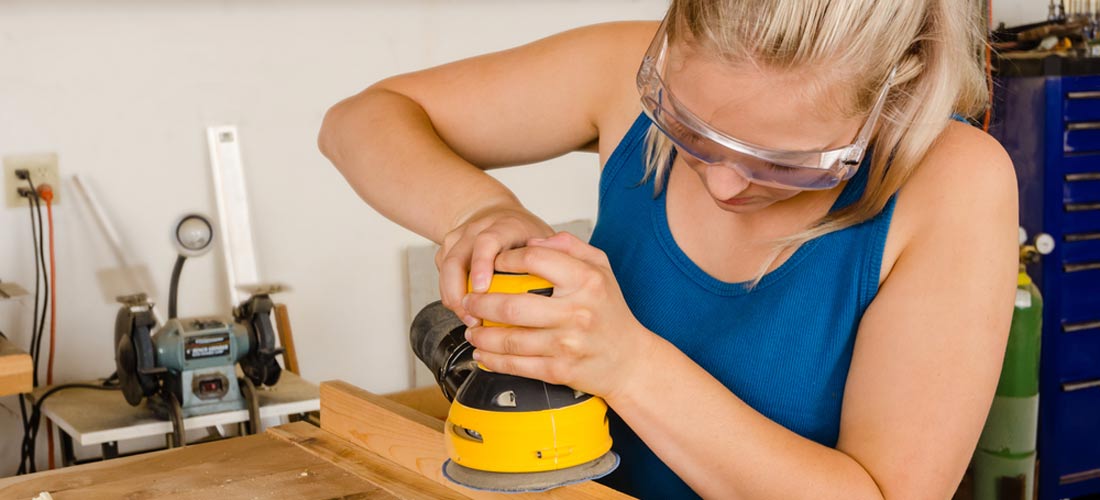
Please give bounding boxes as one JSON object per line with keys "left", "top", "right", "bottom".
{"left": 644, "top": 0, "right": 988, "bottom": 284}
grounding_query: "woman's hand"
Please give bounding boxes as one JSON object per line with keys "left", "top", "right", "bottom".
{"left": 462, "top": 232, "right": 656, "bottom": 400}
{"left": 436, "top": 204, "right": 554, "bottom": 326}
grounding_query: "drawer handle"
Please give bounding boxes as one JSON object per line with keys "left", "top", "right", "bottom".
{"left": 1066, "top": 172, "right": 1100, "bottom": 181}
{"left": 1065, "top": 261, "right": 1100, "bottom": 272}
{"left": 1061, "top": 467, "right": 1100, "bottom": 485}
{"left": 1066, "top": 122, "right": 1100, "bottom": 130}
{"left": 1065, "top": 232, "right": 1100, "bottom": 242}
{"left": 1066, "top": 203, "right": 1100, "bottom": 212}
{"left": 1062, "top": 379, "right": 1100, "bottom": 392}
{"left": 1063, "top": 320, "right": 1100, "bottom": 332}
{"left": 1067, "top": 91, "right": 1100, "bottom": 99}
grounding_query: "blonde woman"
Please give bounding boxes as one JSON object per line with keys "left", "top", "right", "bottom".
{"left": 320, "top": 1, "right": 1018, "bottom": 498}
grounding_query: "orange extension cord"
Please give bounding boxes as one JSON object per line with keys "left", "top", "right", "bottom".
{"left": 38, "top": 185, "right": 57, "bottom": 470}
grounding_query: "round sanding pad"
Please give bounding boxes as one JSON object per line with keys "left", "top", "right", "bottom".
{"left": 442, "top": 451, "right": 620, "bottom": 493}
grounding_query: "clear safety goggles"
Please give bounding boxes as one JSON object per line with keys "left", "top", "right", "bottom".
{"left": 637, "top": 16, "right": 896, "bottom": 190}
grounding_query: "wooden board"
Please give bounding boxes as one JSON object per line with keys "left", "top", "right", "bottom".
{"left": 0, "top": 431, "right": 398, "bottom": 499}
{"left": 269, "top": 422, "right": 468, "bottom": 500}
{"left": 320, "top": 380, "right": 633, "bottom": 500}
{"left": 0, "top": 336, "right": 32, "bottom": 396}
{"left": 383, "top": 386, "right": 451, "bottom": 421}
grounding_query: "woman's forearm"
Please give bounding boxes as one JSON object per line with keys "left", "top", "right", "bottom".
{"left": 609, "top": 332, "right": 884, "bottom": 500}
{"left": 319, "top": 87, "right": 524, "bottom": 243}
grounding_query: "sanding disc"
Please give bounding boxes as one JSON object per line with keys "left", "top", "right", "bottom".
{"left": 442, "top": 451, "right": 620, "bottom": 493}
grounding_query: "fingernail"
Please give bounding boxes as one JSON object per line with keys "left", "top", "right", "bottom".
{"left": 472, "top": 274, "right": 489, "bottom": 292}
{"left": 464, "top": 328, "right": 472, "bottom": 341}
{"left": 471, "top": 350, "right": 482, "bottom": 361}
{"left": 529, "top": 237, "right": 546, "bottom": 243}
{"left": 462, "top": 315, "right": 479, "bottom": 327}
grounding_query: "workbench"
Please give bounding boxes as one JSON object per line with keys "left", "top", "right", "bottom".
{"left": 30, "top": 371, "right": 319, "bottom": 466}
{"left": 0, "top": 381, "right": 633, "bottom": 499}
{"left": 0, "top": 336, "right": 32, "bottom": 396}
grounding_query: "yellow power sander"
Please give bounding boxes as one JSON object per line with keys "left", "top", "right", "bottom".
{"left": 410, "top": 273, "right": 619, "bottom": 493}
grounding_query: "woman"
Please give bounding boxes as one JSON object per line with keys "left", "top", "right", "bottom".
{"left": 319, "top": 0, "right": 1018, "bottom": 498}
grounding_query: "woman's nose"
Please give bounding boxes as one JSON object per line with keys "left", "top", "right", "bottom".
{"left": 704, "top": 164, "right": 751, "bottom": 199}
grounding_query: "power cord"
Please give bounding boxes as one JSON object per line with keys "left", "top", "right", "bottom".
{"left": 27, "top": 182, "right": 49, "bottom": 386}
{"left": 16, "top": 172, "right": 54, "bottom": 473}
{"left": 22, "top": 181, "right": 42, "bottom": 388}
{"left": 17, "top": 381, "right": 119, "bottom": 475}
{"left": 39, "top": 184, "right": 58, "bottom": 470}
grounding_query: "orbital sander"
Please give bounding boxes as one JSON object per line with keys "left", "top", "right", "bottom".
{"left": 410, "top": 273, "right": 619, "bottom": 493}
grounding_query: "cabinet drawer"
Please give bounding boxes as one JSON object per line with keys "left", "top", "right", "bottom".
{"left": 1055, "top": 325, "right": 1100, "bottom": 380}
{"left": 1066, "top": 126, "right": 1100, "bottom": 153}
{"left": 1063, "top": 209, "right": 1100, "bottom": 233}
{"left": 1062, "top": 239, "right": 1100, "bottom": 264}
{"left": 1048, "top": 383, "right": 1100, "bottom": 485}
{"left": 1065, "top": 93, "right": 1100, "bottom": 123}
{"left": 1059, "top": 268, "right": 1100, "bottom": 324}
{"left": 1065, "top": 175, "right": 1100, "bottom": 204}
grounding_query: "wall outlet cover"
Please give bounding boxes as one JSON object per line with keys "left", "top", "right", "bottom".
{"left": 5, "top": 153, "right": 60, "bottom": 208}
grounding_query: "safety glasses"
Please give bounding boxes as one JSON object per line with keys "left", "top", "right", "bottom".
{"left": 637, "top": 16, "right": 896, "bottom": 190}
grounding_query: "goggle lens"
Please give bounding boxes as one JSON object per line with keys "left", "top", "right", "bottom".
{"left": 642, "top": 93, "right": 845, "bottom": 190}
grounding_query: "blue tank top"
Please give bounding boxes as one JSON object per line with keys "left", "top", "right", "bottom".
{"left": 590, "top": 113, "right": 897, "bottom": 499}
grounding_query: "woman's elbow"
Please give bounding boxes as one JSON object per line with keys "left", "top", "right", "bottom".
{"left": 318, "top": 96, "right": 353, "bottom": 164}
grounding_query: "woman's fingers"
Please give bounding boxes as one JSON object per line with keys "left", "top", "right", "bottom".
{"left": 463, "top": 291, "right": 568, "bottom": 328}
{"left": 439, "top": 252, "right": 477, "bottom": 326}
{"left": 528, "top": 232, "right": 610, "bottom": 268}
{"left": 468, "top": 232, "right": 506, "bottom": 293}
{"left": 466, "top": 325, "right": 558, "bottom": 357}
{"left": 472, "top": 350, "right": 564, "bottom": 385}
{"left": 493, "top": 244, "right": 604, "bottom": 293}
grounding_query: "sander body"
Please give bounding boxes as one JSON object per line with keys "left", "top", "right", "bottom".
{"left": 411, "top": 273, "right": 619, "bottom": 493}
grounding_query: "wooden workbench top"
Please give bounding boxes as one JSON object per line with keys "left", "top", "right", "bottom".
{"left": 0, "top": 381, "right": 634, "bottom": 500}
{"left": 0, "top": 423, "right": 398, "bottom": 499}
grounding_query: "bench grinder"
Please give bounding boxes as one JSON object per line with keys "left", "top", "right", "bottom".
{"left": 113, "top": 214, "right": 283, "bottom": 427}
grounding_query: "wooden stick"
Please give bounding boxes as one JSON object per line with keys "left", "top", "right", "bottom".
{"left": 320, "top": 380, "right": 633, "bottom": 499}
{"left": 274, "top": 303, "right": 300, "bottom": 375}
{"left": 0, "top": 336, "right": 32, "bottom": 397}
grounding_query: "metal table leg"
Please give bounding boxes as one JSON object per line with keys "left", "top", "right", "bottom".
{"left": 60, "top": 431, "right": 76, "bottom": 467}
{"left": 101, "top": 441, "right": 119, "bottom": 460}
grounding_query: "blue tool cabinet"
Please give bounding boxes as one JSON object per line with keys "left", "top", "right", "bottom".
{"left": 992, "top": 56, "right": 1100, "bottom": 500}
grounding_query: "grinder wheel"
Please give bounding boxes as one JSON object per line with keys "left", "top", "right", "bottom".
{"left": 237, "top": 294, "right": 284, "bottom": 387}
{"left": 442, "top": 451, "right": 619, "bottom": 493}
{"left": 114, "top": 307, "right": 159, "bottom": 406}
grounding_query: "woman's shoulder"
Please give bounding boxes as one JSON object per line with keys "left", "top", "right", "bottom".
{"left": 881, "top": 121, "right": 1018, "bottom": 278}
{"left": 901, "top": 121, "right": 1017, "bottom": 220}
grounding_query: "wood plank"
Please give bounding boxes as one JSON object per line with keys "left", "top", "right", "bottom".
{"left": 0, "top": 336, "right": 32, "bottom": 396}
{"left": 383, "top": 386, "right": 451, "bottom": 421}
{"left": 319, "top": 380, "right": 633, "bottom": 500}
{"left": 274, "top": 303, "right": 300, "bottom": 375}
{"left": 269, "top": 422, "right": 470, "bottom": 500}
{"left": 0, "top": 431, "right": 396, "bottom": 499}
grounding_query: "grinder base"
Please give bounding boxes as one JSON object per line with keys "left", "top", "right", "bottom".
{"left": 442, "top": 451, "right": 619, "bottom": 493}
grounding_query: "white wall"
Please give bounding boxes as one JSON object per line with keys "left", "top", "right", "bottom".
{"left": 994, "top": 0, "right": 1049, "bottom": 26}
{"left": 0, "top": 0, "right": 668, "bottom": 475}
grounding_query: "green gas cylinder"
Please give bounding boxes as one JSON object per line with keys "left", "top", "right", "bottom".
{"left": 974, "top": 270, "right": 1043, "bottom": 500}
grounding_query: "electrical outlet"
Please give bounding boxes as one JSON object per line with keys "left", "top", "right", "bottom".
{"left": 5, "top": 153, "right": 60, "bottom": 208}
